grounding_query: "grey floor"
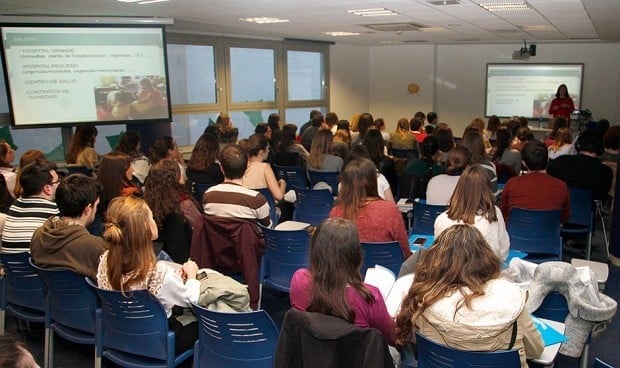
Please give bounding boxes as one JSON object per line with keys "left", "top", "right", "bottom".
{"left": 4, "top": 210, "right": 619, "bottom": 368}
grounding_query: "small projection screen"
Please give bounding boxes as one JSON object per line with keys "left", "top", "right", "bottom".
{"left": 485, "top": 63, "right": 583, "bottom": 119}
{"left": 0, "top": 24, "right": 171, "bottom": 128}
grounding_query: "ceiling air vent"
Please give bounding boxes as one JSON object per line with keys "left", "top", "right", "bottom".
{"left": 403, "top": 40, "right": 429, "bottom": 43}
{"left": 365, "top": 23, "right": 426, "bottom": 32}
{"left": 427, "top": 0, "right": 461, "bottom": 5}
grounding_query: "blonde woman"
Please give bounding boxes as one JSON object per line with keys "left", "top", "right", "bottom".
{"left": 548, "top": 127, "right": 574, "bottom": 160}
{"left": 389, "top": 118, "right": 418, "bottom": 150}
{"left": 307, "top": 130, "right": 343, "bottom": 173}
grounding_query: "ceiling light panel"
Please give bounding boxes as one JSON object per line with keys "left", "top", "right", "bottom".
{"left": 479, "top": 2, "right": 532, "bottom": 12}
{"left": 323, "top": 31, "right": 360, "bottom": 36}
{"left": 347, "top": 8, "right": 399, "bottom": 17}
{"left": 240, "top": 17, "right": 290, "bottom": 24}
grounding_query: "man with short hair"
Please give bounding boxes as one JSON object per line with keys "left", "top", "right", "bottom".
{"left": 203, "top": 144, "right": 271, "bottom": 227}
{"left": 548, "top": 130, "right": 613, "bottom": 201}
{"left": 500, "top": 141, "right": 570, "bottom": 223}
{"left": 1, "top": 159, "right": 59, "bottom": 253}
{"left": 301, "top": 111, "right": 326, "bottom": 151}
{"left": 30, "top": 174, "right": 106, "bottom": 279}
{"left": 299, "top": 109, "right": 321, "bottom": 136}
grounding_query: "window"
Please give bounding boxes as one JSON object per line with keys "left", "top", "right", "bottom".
{"left": 287, "top": 51, "right": 325, "bottom": 101}
{"left": 167, "top": 44, "right": 217, "bottom": 105}
{"left": 171, "top": 112, "right": 219, "bottom": 147}
{"left": 93, "top": 124, "right": 126, "bottom": 155}
{"left": 229, "top": 47, "right": 276, "bottom": 104}
{"left": 285, "top": 107, "right": 326, "bottom": 127}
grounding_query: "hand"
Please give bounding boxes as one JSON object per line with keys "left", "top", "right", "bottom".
{"left": 182, "top": 260, "right": 199, "bottom": 280}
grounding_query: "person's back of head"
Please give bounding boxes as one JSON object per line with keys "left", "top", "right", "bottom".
{"left": 267, "top": 113, "right": 280, "bottom": 131}
{"left": 243, "top": 134, "right": 269, "bottom": 157}
{"left": 413, "top": 111, "right": 426, "bottom": 122}
{"left": 435, "top": 126, "right": 455, "bottom": 152}
{"left": 603, "top": 125, "right": 620, "bottom": 151}
{"left": 279, "top": 124, "right": 298, "bottom": 149}
{"left": 309, "top": 109, "right": 320, "bottom": 121}
{"left": 20, "top": 158, "right": 57, "bottom": 197}
{"left": 337, "top": 120, "right": 350, "bottom": 132}
{"left": 188, "top": 133, "right": 220, "bottom": 171}
{"left": 575, "top": 130, "right": 604, "bottom": 155}
{"left": 254, "top": 122, "right": 269, "bottom": 135}
{"left": 150, "top": 136, "right": 175, "bottom": 164}
{"left": 487, "top": 115, "right": 501, "bottom": 132}
{"left": 66, "top": 124, "right": 98, "bottom": 163}
{"left": 361, "top": 129, "right": 385, "bottom": 163}
{"left": 56, "top": 174, "right": 103, "bottom": 218}
{"left": 357, "top": 113, "right": 374, "bottom": 137}
{"left": 427, "top": 112, "right": 438, "bottom": 125}
{"left": 470, "top": 117, "right": 486, "bottom": 131}
{"left": 522, "top": 141, "right": 548, "bottom": 171}
{"left": 311, "top": 112, "right": 324, "bottom": 128}
{"left": 420, "top": 135, "right": 440, "bottom": 161}
{"left": 447, "top": 164, "right": 496, "bottom": 224}
{"left": 410, "top": 118, "right": 423, "bottom": 132}
{"left": 116, "top": 131, "right": 142, "bottom": 157}
{"left": 219, "top": 144, "right": 248, "bottom": 179}
{"left": 0, "top": 335, "right": 39, "bottom": 368}
{"left": 203, "top": 124, "right": 221, "bottom": 139}
{"left": 461, "top": 130, "right": 486, "bottom": 163}
{"left": 597, "top": 119, "right": 610, "bottom": 138}
{"left": 446, "top": 146, "right": 471, "bottom": 175}
{"left": 338, "top": 158, "right": 379, "bottom": 220}
{"left": 516, "top": 126, "right": 533, "bottom": 142}
{"left": 325, "top": 112, "right": 339, "bottom": 127}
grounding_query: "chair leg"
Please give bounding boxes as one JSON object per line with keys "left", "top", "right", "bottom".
{"left": 585, "top": 231, "right": 593, "bottom": 260}
{"left": 44, "top": 328, "right": 52, "bottom": 368}
{"left": 596, "top": 202, "right": 611, "bottom": 261}
{"left": 94, "top": 353, "right": 101, "bottom": 368}
{"left": 579, "top": 342, "right": 589, "bottom": 368}
{"left": 0, "top": 310, "right": 4, "bottom": 336}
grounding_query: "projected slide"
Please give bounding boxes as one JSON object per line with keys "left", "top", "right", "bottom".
{"left": 485, "top": 64, "right": 582, "bottom": 119}
{"left": 1, "top": 26, "right": 169, "bottom": 126}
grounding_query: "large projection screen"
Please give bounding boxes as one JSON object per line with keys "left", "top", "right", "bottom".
{"left": 0, "top": 24, "right": 171, "bottom": 128}
{"left": 485, "top": 63, "right": 583, "bottom": 119}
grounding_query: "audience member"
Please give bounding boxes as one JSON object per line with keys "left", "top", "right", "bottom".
{"left": 547, "top": 130, "right": 613, "bottom": 201}
{"left": 13, "top": 149, "right": 44, "bottom": 198}
{"left": 115, "top": 130, "right": 150, "bottom": 184}
{"left": 330, "top": 158, "right": 410, "bottom": 258}
{"left": 307, "top": 129, "right": 343, "bottom": 174}
{"left": 426, "top": 146, "right": 470, "bottom": 206}
{"left": 30, "top": 174, "right": 106, "bottom": 279}
{"left": 512, "top": 126, "right": 534, "bottom": 152}
{"left": 267, "top": 113, "right": 282, "bottom": 149}
{"left": 273, "top": 123, "right": 308, "bottom": 166}
{"left": 363, "top": 129, "right": 397, "bottom": 193}
{"left": 0, "top": 335, "right": 39, "bottom": 368}
{"left": 395, "top": 225, "right": 543, "bottom": 368}
{"left": 487, "top": 115, "right": 501, "bottom": 140}
{"left": 289, "top": 217, "right": 396, "bottom": 345}
{"left": 0, "top": 140, "right": 16, "bottom": 197}
{"left": 241, "top": 134, "right": 286, "bottom": 201}
{"left": 186, "top": 133, "right": 224, "bottom": 190}
{"left": 203, "top": 144, "right": 271, "bottom": 227}
{"left": 1, "top": 159, "right": 59, "bottom": 253}
{"left": 403, "top": 135, "right": 445, "bottom": 200}
{"left": 434, "top": 165, "right": 509, "bottom": 261}
{"left": 544, "top": 117, "right": 569, "bottom": 147}
{"left": 66, "top": 124, "right": 99, "bottom": 169}
{"left": 409, "top": 118, "right": 427, "bottom": 143}
{"left": 145, "top": 159, "right": 202, "bottom": 263}
{"left": 602, "top": 125, "right": 620, "bottom": 163}
{"left": 374, "top": 118, "right": 390, "bottom": 141}
{"left": 435, "top": 124, "right": 455, "bottom": 164}
{"left": 345, "top": 145, "right": 394, "bottom": 202}
{"left": 353, "top": 113, "right": 375, "bottom": 146}
{"left": 98, "top": 151, "right": 142, "bottom": 212}
{"left": 299, "top": 109, "right": 321, "bottom": 136}
{"left": 325, "top": 112, "right": 339, "bottom": 134}
{"left": 332, "top": 128, "right": 352, "bottom": 161}
{"left": 491, "top": 128, "right": 521, "bottom": 174}
{"left": 460, "top": 130, "right": 498, "bottom": 193}
{"left": 548, "top": 127, "right": 575, "bottom": 160}
{"left": 301, "top": 111, "right": 326, "bottom": 151}
{"left": 150, "top": 136, "right": 187, "bottom": 181}
{"left": 501, "top": 141, "right": 570, "bottom": 223}
{"left": 426, "top": 111, "right": 438, "bottom": 127}
{"left": 411, "top": 111, "right": 425, "bottom": 130}
{"left": 470, "top": 117, "right": 492, "bottom": 152}
{"left": 97, "top": 196, "right": 200, "bottom": 353}
{"left": 389, "top": 118, "right": 417, "bottom": 151}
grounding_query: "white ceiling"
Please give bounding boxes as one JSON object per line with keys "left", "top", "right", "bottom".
{"left": 0, "top": 0, "right": 619, "bottom": 46}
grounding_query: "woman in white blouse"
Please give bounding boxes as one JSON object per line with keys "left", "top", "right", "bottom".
{"left": 434, "top": 165, "right": 509, "bottom": 262}
{"left": 96, "top": 195, "right": 200, "bottom": 353}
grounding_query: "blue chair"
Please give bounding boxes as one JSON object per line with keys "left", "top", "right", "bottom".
{"left": 273, "top": 164, "right": 308, "bottom": 191}
{"left": 0, "top": 252, "right": 46, "bottom": 335}
{"left": 411, "top": 202, "right": 447, "bottom": 236}
{"left": 507, "top": 208, "right": 563, "bottom": 263}
{"left": 307, "top": 170, "right": 340, "bottom": 196}
{"left": 29, "top": 260, "right": 101, "bottom": 368}
{"left": 191, "top": 305, "right": 278, "bottom": 368}
{"left": 66, "top": 165, "right": 93, "bottom": 176}
{"left": 391, "top": 148, "right": 418, "bottom": 160}
{"left": 259, "top": 225, "right": 310, "bottom": 306}
{"left": 360, "top": 241, "right": 404, "bottom": 277}
{"left": 593, "top": 358, "right": 615, "bottom": 368}
{"left": 293, "top": 186, "right": 334, "bottom": 226}
{"left": 561, "top": 187, "right": 594, "bottom": 260}
{"left": 193, "top": 182, "right": 213, "bottom": 204}
{"left": 257, "top": 188, "right": 279, "bottom": 228}
{"left": 86, "top": 278, "right": 193, "bottom": 368}
{"left": 415, "top": 331, "right": 521, "bottom": 368}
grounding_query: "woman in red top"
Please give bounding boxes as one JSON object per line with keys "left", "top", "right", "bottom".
{"left": 330, "top": 158, "right": 411, "bottom": 258}
{"left": 548, "top": 84, "right": 575, "bottom": 120}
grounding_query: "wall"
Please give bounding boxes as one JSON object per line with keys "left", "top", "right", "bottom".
{"left": 329, "top": 43, "right": 370, "bottom": 122}
{"left": 367, "top": 42, "right": 620, "bottom": 134}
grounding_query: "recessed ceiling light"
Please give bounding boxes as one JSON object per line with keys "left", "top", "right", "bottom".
{"left": 240, "top": 17, "right": 290, "bottom": 24}
{"left": 379, "top": 41, "right": 404, "bottom": 45}
{"left": 323, "top": 31, "right": 360, "bottom": 36}
{"left": 520, "top": 25, "right": 556, "bottom": 31}
{"left": 419, "top": 27, "right": 447, "bottom": 32}
{"left": 137, "top": 0, "right": 169, "bottom": 4}
{"left": 117, "top": 0, "right": 142, "bottom": 2}
{"left": 347, "top": 8, "right": 399, "bottom": 17}
{"left": 479, "top": 2, "right": 531, "bottom": 12}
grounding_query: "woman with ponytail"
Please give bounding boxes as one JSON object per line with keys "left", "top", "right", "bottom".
{"left": 289, "top": 217, "right": 395, "bottom": 345}
{"left": 96, "top": 196, "right": 200, "bottom": 353}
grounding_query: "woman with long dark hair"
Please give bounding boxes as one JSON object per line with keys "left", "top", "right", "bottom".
{"left": 115, "top": 130, "right": 150, "bottom": 185}
{"left": 289, "top": 217, "right": 395, "bottom": 345}
{"left": 273, "top": 123, "right": 308, "bottom": 166}
{"left": 549, "top": 84, "right": 574, "bottom": 120}
{"left": 186, "top": 133, "right": 224, "bottom": 189}
{"left": 363, "top": 129, "right": 397, "bottom": 193}
{"left": 490, "top": 128, "right": 521, "bottom": 174}
{"left": 426, "top": 146, "right": 470, "bottom": 205}
{"left": 240, "top": 134, "right": 286, "bottom": 200}
{"left": 402, "top": 135, "right": 445, "bottom": 200}
{"left": 434, "top": 165, "right": 509, "bottom": 261}
{"left": 66, "top": 125, "right": 99, "bottom": 169}
{"left": 395, "top": 225, "right": 543, "bottom": 368}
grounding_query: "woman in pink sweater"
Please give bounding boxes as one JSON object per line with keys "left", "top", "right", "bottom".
{"left": 330, "top": 158, "right": 410, "bottom": 258}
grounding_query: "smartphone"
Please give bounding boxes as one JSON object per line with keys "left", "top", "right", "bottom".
{"left": 413, "top": 237, "right": 427, "bottom": 246}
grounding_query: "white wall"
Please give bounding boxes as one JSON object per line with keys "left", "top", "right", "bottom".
{"left": 363, "top": 42, "right": 620, "bottom": 135}
{"left": 329, "top": 43, "right": 370, "bottom": 122}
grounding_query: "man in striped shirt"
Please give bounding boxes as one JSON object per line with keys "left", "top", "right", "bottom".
{"left": 1, "top": 159, "right": 59, "bottom": 253}
{"left": 203, "top": 144, "right": 271, "bottom": 227}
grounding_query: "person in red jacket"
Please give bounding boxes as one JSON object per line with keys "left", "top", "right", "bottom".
{"left": 548, "top": 84, "right": 575, "bottom": 120}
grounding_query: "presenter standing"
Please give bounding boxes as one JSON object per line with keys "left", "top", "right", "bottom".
{"left": 548, "top": 84, "right": 575, "bottom": 120}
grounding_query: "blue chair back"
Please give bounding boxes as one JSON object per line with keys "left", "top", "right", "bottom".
{"left": 307, "top": 170, "right": 340, "bottom": 196}
{"left": 293, "top": 187, "right": 334, "bottom": 226}
{"left": 30, "top": 260, "right": 98, "bottom": 339}
{"left": 360, "top": 241, "right": 404, "bottom": 277}
{"left": 192, "top": 305, "right": 278, "bottom": 368}
{"left": 193, "top": 182, "right": 214, "bottom": 204}
{"left": 66, "top": 165, "right": 93, "bottom": 176}
{"left": 0, "top": 252, "right": 46, "bottom": 321}
{"left": 257, "top": 188, "right": 279, "bottom": 228}
{"left": 260, "top": 225, "right": 310, "bottom": 292}
{"left": 565, "top": 187, "right": 594, "bottom": 228}
{"left": 411, "top": 202, "right": 447, "bottom": 235}
{"left": 533, "top": 291, "right": 568, "bottom": 323}
{"left": 86, "top": 278, "right": 193, "bottom": 367}
{"left": 273, "top": 165, "right": 307, "bottom": 191}
{"left": 507, "top": 208, "right": 563, "bottom": 263}
{"left": 593, "top": 358, "right": 615, "bottom": 368}
{"left": 391, "top": 148, "right": 418, "bottom": 160}
{"left": 415, "top": 331, "right": 521, "bottom": 368}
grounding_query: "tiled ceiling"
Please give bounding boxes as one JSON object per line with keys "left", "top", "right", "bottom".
{"left": 0, "top": 0, "right": 618, "bottom": 45}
